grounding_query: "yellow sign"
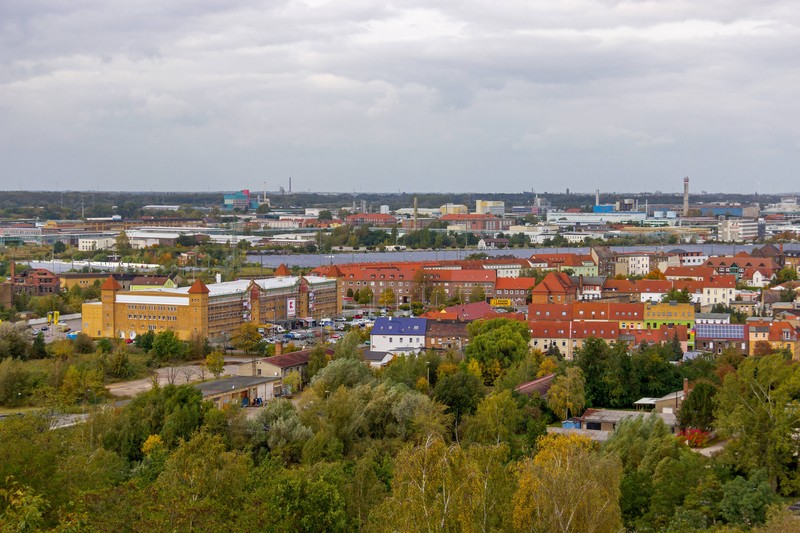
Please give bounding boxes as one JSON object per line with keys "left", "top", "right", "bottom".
{"left": 490, "top": 298, "right": 512, "bottom": 307}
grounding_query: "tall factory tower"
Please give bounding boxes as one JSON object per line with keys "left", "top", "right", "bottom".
{"left": 682, "top": 177, "right": 690, "bottom": 217}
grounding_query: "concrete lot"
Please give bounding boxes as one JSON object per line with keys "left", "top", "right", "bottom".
{"left": 106, "top": 357, "right": 249, "bottom": 398}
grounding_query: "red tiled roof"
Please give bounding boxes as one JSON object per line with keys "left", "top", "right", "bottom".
{"left": 531, "top": 272, "right": 575, "bottom": 295}
{"left": 528, "top": 303, "right": 573, "bottom": 321}
{"left": 529, "top": 320, "right": 572, "bottom": 337}
{"left": 571, "top": 321, "right": 619, "bottom": 340}
{"left": 188, "top": 279, "right": 210, "bottom": 294}
{"left": 664, "top": 266, "right": 716, "bottom": 280}
{"left": 274, "top": 264, "right": 291, "bottom": 276}
{"left": 100, "top": 276, "right": 122, "bottom": 291}
{"left": 628, "top": 325, "right": 688, "bottom": 343}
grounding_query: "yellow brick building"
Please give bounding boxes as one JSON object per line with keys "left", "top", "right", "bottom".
{"left": 82, "top": 274, "right": 339, "bottom": 342}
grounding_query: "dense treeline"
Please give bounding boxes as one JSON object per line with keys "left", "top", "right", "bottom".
{"left": 1, "top": 319, "right": 799, "bottom": 531}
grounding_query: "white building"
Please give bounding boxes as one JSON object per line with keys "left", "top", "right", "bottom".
{"left": 78, "top": 237, "right": 117, "bottom": 251}
{"left": 546, "top": 211, "right": 647, "bottom": 225}
{"left": 718, "top": 218, "right": 760, "bottom": 242}
{"left": 369, "top": 317, "right": 427, "bottom": 352}
{"left": 475, "top": 200, "right": 505, "bottom": 216}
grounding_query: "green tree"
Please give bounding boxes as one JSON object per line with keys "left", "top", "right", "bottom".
{"left": 678, "top": 380, "right": 717, "bottom": 431}
{"left": 231, "top": 323, "right": 261, "bottom": 353}
{"left": 134, "top": 330, "right": 155, "bottom": 352}
{"left": 547, "top": 367, "right": 586, "bottom": 420}
{"left": 52, "top": 241, "right": 66, "bottom": 254}
{"left": 465, "top": 318, "right": 530, "bottom": 379}
{"left": 433, "top": 371, "right": 483, "bottom": 427}
{"left": 151, "top": 330, "right": 188, "bottom": 362}
{"left": 307, "top": 345, "right": 330, "bottom": 379}
{"left": 468, "top": 285, "right": 486, "bottom": 303}
{"left": 465, "top": 389, "right": 523, "bottom": 446}
{"left": 205, "top": 350, "right": 225, "bottom": 378}
{"left": 152, "top": 431, "right": 251, "bottom": 530}
{"left": 661, "top": 287, "right": 692, "bottom": 303}
{"left": 715, "top": 353, "right": 800, "bottom": 494}
{"left": 333, "top": 329, "right": 362, "bottom": 360}
{"left": 356, "top": 286, "right": 374, "bottom": 306}
{"left": 29, "top": 333, "right": 47, "bottom": 359}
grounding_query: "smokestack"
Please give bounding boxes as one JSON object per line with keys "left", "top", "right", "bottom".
{"left": 275, "top": 341, "right": 283, "bottom": 356}
{"left": 683, "top": 177, "right": 689, "bottom": 217}
{"left": 683, "top": 377, "right": 689, "bottom": 399}
{"left": 9, "top": 261, "right": 14, "bottom": 281}
{"left": 595, "top": 189, "right": 600, "bottom": 206}
{"left": 289, "top": 177, "right": 292, "bottom": 193}
{"left": 215, "top": 273, "right": 222, "bottom": 284}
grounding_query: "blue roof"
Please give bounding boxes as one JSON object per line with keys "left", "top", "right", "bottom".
{"left": 695, "top": 323, "right": 746, "bottom": 340}
{"left": 371, "top": 317, "right": 428, "bottom": 336}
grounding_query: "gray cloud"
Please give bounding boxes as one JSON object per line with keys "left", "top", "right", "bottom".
{"left": 0, "top": 0, "right": 798, "bottom": 193}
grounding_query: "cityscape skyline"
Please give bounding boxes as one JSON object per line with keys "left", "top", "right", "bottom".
{"left": 2, "top": 1, "right": 798, "bottom": 193}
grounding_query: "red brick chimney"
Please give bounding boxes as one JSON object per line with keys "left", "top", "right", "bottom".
{"left": 275, "top": 341, "right": 283, "bottom": 356}
{"left": 683, "top": 377, "right": 689, "bottom": 399}
{"left": 9, "top": 261, "right": 14, "bottom": 281}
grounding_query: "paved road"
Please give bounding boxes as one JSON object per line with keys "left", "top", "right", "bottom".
{"left": 107, "top": 357, "right": 249, "bottom": 398}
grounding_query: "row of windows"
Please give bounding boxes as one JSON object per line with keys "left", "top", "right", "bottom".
{"left": 128, "top": 314, "right": 178, "bottom": 322}
{"left": 127, "top": 304, "right": 178, "bottom": 312}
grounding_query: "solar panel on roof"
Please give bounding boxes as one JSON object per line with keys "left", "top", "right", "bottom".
{"left": 696, "top": 323, "right": 745, "bottom": 340}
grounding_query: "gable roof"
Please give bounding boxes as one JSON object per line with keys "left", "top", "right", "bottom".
{"left": 515, "top": 373, "right": 556, "bottom": 396}
{"left": 261, "top": 348, "right": 334, "bottom": 368}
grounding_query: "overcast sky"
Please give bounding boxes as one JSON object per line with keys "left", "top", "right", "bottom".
{"left": 1, "top": 1, "right": 798, "bottom": 194}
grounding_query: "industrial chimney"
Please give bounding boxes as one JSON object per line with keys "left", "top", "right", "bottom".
{"left": 595, "top": 189, "right": 600, "bottom": 207}
{"left": 682, "top": 177, "right": 689, "bottom": 217}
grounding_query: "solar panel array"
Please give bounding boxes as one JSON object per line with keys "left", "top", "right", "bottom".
{"left": 695, "top": 323, "right": 746, "bottom": 340}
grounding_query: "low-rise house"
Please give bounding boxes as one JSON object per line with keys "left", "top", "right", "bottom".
{"left": 695, "top": 313, "right": 730, "bottom": 324}
{"left": 493, "top": 277, "right": 536, "bottom": 306}
{"left": 194, "top": 375, "right": 281, "bottom": 409}
{"left": 695, "top": 323, "right": 748, "bottom": 355}
{"left": 580, "top": 409, "right": 679, "bottom": 434}
{"left": 643, "top": 301, "right": 695, "bottom": 329}
{"left": 237, "top": 347, "right": 334, "bottom": 381}
{"left": 363, "top": 350, "right": 396, "bottom": 368}
{"left": 530, "top": 272, "right": 578, "bottom": 304}
{"left": 748, "top": 319, "right": 799, "bottom": 357}
{"left": 370, "top": 317, "right": 427, "bottom": 352}
{"left": 425, "top": 320, "right": 469, "bottom": 351}
{"left": 477, "top": 237, "right": 509, "bottom": 250}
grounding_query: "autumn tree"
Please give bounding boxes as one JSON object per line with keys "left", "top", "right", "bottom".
{"left": 465, "top": 389, "right": 523, "bottom": 446}
{"left": 378, "top": 288, "right": 396, "bottom": 308}
{"left": 547, "top": 367, "right": 586, "bottom": 420}
{"left": 513, "top": 433, "right": 622, "bottom": 533}
{"left": 205, "top": 350, "right": 225, "bottom": 379}
{"left": 231, "top": 323, "right": 261, "bottom": 353}
{"left": 283, "top": 370, "right": 302, "bottom": 394}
